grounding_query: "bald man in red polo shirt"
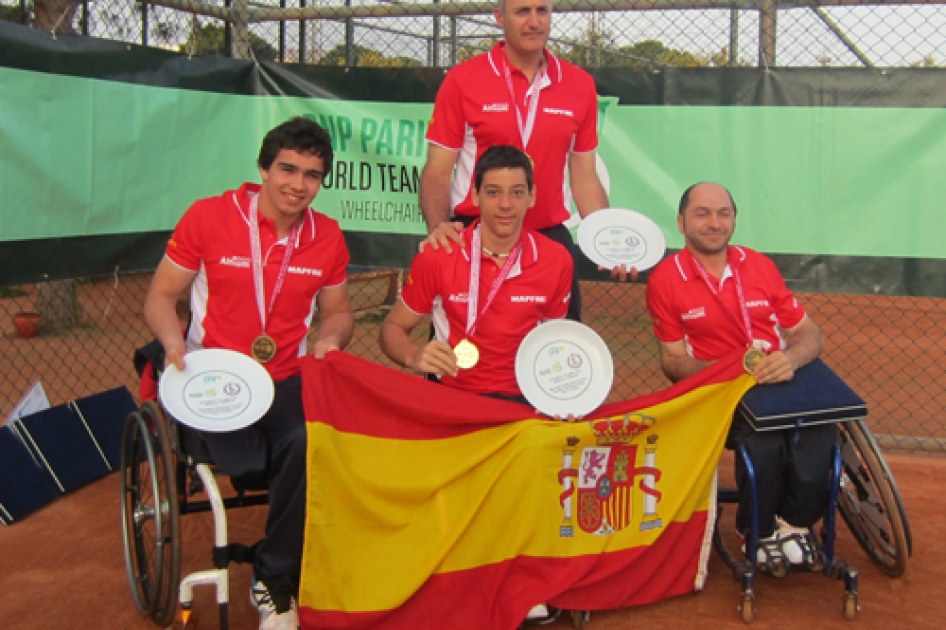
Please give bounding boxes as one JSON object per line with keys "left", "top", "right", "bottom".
{"left": 145, "top": 117, "right": 353, "bottom": 630}
{"left": 420, "top": 0, "right": 631, "bottom": 324}
{"left": 646, "top": 182, "right": 835, "bottom": 574}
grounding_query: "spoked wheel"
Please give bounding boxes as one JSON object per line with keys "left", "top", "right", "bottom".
{"left": 121, "top": 401, "right": 181, "bottom": 626}
{"left": 837, "top": 419, "right": 911, "bottom": 577}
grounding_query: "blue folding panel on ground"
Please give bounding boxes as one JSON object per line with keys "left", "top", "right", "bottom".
{"left": 0, "top": 426, "right": 61, "bottom": 525}
{"left": 737, "top": 358, "right": 867, "bottom": 430}
{"left": 14, "top": 404, "right": 112, "bottom": 493}
{"left": 72, "top": 386, "right": 138, "bottom": 469}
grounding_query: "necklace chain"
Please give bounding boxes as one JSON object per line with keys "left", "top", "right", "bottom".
{"left": 481, "top": 245, "right": 511, "bottom": 259}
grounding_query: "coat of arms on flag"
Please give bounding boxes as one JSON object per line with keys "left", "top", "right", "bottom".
{"left": 559, "top": 414, "right": 663, "bottom": 537}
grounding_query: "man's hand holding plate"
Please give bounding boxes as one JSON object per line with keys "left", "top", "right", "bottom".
{"left": 600, "top": 264, "right": 639, "bottom": 283}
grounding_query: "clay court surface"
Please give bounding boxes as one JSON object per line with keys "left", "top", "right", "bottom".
{"left": 0, "top": 450, "right": 941, "bottom": 630}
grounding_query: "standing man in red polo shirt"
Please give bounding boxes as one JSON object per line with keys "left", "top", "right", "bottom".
{"left": 144, "top": 117, "right": 354, "bottom": 630}
{"left": 646, "top": 182, "right": 834, "bottom": 574}
{"left": 420, "top": 0, "right": 627, "bottom": 322}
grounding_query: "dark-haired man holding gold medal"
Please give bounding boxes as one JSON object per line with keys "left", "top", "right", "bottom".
{"left": 646, "top": 182, "right": 834, "bottom": 574}
{"left": 381, "top": 145, "right": 572, "bottom": 404}
{"left": 144, "top": 117, "right": 353, "bottom": 630}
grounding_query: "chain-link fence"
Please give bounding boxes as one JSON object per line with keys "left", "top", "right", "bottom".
{"left": 2, "top": 271, "right": 944, "bottom": 454}
{"left": 3, "top": 0, "right": 946, "bottom": 68}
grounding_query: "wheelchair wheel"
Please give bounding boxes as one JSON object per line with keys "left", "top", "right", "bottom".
{"left": 120, "top": 401, "right": 182, "bottom": 626}
{"left": 837, "top": 419, "right": 911, "bottom": 578}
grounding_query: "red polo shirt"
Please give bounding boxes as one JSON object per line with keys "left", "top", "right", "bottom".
{"left": 165, "top": 183, "right": 350, "bottom": 381}
{"left": 426, "top": 43, "right": 599, "bottom": 231}
{"left": 646, "top": 246, "right": 807, "bottom": 361}
{"left": 400, "top": 224, "right": 572, "bottom": 396}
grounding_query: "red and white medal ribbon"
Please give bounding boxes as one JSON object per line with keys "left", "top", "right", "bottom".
{"left": 248, "top": 193, "right": 301, "bottom": 334}
{"left": 466, "top": 226, "right": 522, "bottom": 338}
{"left": 690, "top": 254, "right": 754, "bottom": 348}
{"left": 502, "top": 59, "right": 544, "bottom": 149}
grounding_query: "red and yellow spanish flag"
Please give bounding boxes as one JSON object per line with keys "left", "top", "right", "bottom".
{"left": 299, "top": 351, "right": 753, "bottom": 630}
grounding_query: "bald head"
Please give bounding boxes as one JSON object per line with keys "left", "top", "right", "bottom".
{"left": 678, "top": 182, "right": 738, "bottom": 216}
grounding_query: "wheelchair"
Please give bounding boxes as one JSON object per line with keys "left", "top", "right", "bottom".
{"left": 712, "top": 360, "right": 912, "bottom": 623}
{"left": 120, "top": 375, "right": 269, "bottom": 628}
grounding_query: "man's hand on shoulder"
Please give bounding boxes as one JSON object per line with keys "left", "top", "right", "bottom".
{"left": 753, "top": 351, "right": 795, "bottom": 384}
{"left": 418, "top": 221, "right": 464, "bottom": 254}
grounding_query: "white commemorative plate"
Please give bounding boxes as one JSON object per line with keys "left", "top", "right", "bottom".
{"left": 577, "top": 207, "right": 666, "bottom": 271}
{"left": 158, "top": 348, "right": 275, "bottom": 432}
{"left": 515, "top": 320, "right": 614, "bottom": 417}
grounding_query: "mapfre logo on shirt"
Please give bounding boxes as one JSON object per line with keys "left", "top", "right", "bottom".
{"left": 543, "top": 107, "right": 574, "bottom": 117}
{"left": 510, "top": 295, "right": 547, "bottom": 304}
{"left": 681, "top": 306, "right": 706, "bottom": 321}
{"left": 482, "top": 103, "right": 510, "bottom": 112}
{"left": 448, "top": 293, "right": 470, "bottom": 303}
{"left": 289, "top": 266, "right": 323, "bottom": 277}
{"left": 220, "top": 256, "right": 251, "bottom": 268}
{"left": 746, "top": 299, "right": 771, "bottom": 308}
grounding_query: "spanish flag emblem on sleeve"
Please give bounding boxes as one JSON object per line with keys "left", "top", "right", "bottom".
{"left": 299, "top": 351, "right": 753, "bottom": 629}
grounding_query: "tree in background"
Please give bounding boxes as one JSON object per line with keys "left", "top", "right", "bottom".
{"left": 184, "top": 22, "right": 278, "bottom": 61}
{"left": 554, "top": 28, "right": 747, "bottom": 68}
{"left": 318, "top": 43, "right": 421, "bottom": 67}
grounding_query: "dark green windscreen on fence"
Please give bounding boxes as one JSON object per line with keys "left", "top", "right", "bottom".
{"left": 3, "top": 20, "right": 946, "bottom": 294}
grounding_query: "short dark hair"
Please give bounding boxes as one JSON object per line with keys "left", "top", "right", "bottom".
{"left": 678, "top": 182, "right": 738, "bottom": 215}
{"left": 258, "top": 116, "right": 334, "bottom": 176}
{"left": 474, "top": 145, "right": 534, "bottom": 191}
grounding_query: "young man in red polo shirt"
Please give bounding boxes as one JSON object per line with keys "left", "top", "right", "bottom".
{"left": 144, "top": 117, "right": 354, "bottom": 630}
{"left": 419, "top": 0, "right": 632, "bottom": 322}
{"left": 646, "top": 182, "right": 834, "bottom": 573}
{"left": 382, "top": 144, "right": 570, "bottom": 623}
{"left": 382, "top": 144, "right": 571, "bottom": 402}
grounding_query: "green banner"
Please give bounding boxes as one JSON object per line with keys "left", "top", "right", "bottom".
{"left": 3, "top": 64, "right": 946, "bottom": 259}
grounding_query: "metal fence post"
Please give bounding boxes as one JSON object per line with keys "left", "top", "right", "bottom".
{"left": 224, "top": 0, "right": 233, "bottom": 57}
{"left": 279, "top": 0, "right": 286, "bottom": 62}
{"left": 141, "top": 2, "right": 148, "bottom": 47}
{"left": 299, "top": 0, "right": 307, "bottom": 63}
{"left": 345, "top": 0, "right": 354, "bottom": 67}
{"left": 729, "top": 8, "right": 738, "bottom": 66}
{"left": 231, "top": 0, "right": 252, "bottom": 59}
{"left": 450, "top": 15, "right": 457, "bottom": 67}
{"left": 431, "top": 0, "right": 441, "bottom": 67}
{"left": 759, "top": 0, "right": 777, "bottom": 67}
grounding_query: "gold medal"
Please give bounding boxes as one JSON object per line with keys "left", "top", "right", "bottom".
{"left": 251, "top": 333, "right": 278, "bottom": 363}
{"left": 742, "top": 347, "right": 765, "bottom": 374}
{"left": 454, "top": 339, "right": 480, "bottom": 369}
